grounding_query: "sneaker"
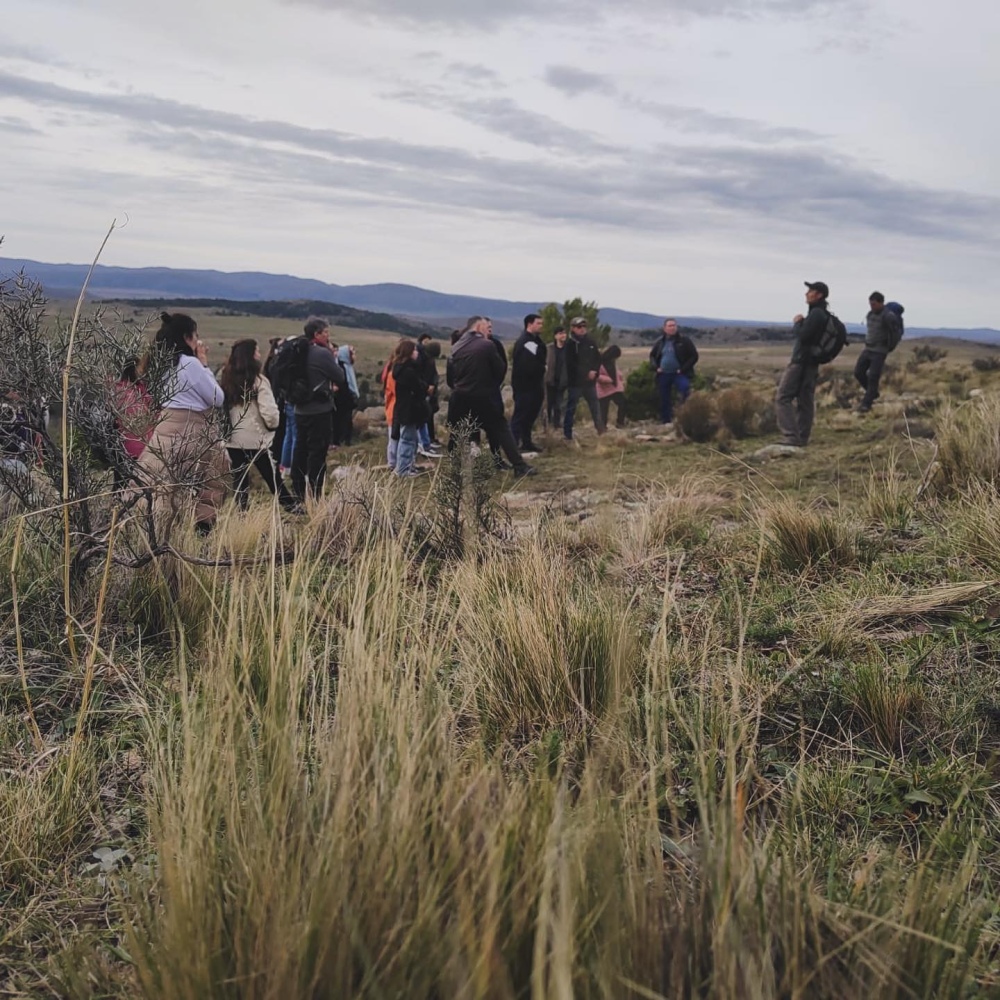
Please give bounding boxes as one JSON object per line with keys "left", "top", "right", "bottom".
{"left": 494, "top": 458, "right": 513, "bottom": 471}
{"left": 418, "top": 445, "right": 442, "bottom": 458}
{"left": 427, "top": 442, "right": 444, "bottom": 454}
{"left": 513, "top": 464, "right": 538, "bottom": 478}
{"left": 523, "top": 442, "right": 543, "bottom": 454}
{"left": 396, "top": 468, "right": 427, "bottom": 478}
{"left": 521, "top": 451, "right": 539, "bottom": 460}
{"left": 855, "top": 403, "right": 872, "bottom": 414}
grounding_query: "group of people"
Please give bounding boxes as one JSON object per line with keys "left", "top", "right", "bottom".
{"left": 776, "top": 282, "right": 905, "bottom": 448}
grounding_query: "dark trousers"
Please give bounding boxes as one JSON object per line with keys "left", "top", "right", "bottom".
{"left": 332, "top": 398, "right": 355, "bottom": 446}
{"left": 854, "top": 349, "right": 887, "bottom": 408}
{"left": 447, "top": 391, "right": 525, "bottom": 469}
{"left": 270, "top": 403, "right": 287, "bottom": 466}
{"left": 510, "top": 385, "right": 544, "bottom": 447}
{"left": 227, "top": 447, "right": 297, "bottom": 510}
{"left": 599, "top": 392, "right": 626, "bottom": 429}
{"left": 655, "top": 372, "right": 690, "bottom": 424}
{"left": 292, "top": 410, "right": 332, "bottom": 501}
{"left": 546, "top": 385, "right": 566, "bottom": 428}
{"left": 564, "top": 382, "right": 604, "bottom": 439}
{"left": 775, "top": 363, "right": 819, "bottom": 447}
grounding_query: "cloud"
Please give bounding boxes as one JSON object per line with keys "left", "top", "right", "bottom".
{"left": 544, "top": 66, "right": 614, "bottom": 97}
{"left": 2, "top": 69, "right": 996, "bottom": 250}
{"left": 0, "top": 114, "right": 41, "bottom": 135}
{"left": 286, "top": 0, "right": 853, "bottom": 29}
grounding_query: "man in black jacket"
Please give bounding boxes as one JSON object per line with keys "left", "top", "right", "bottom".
{"left": 509, "top": 313, "right": 547, "bottom": 453}
{"left": 563, "top": 317, "right": 605, "bottom": 440}
{"left": 649, "top": 318, "right": 698, "bottom": 425}
{"left": 854, "top": 291, "right": 901, "bottom": 413}
{"left": 775, "top": 281, "right": 830, "bottom": 448}
{"left": 446, "top": 317, "right": 536, "bottom": 477}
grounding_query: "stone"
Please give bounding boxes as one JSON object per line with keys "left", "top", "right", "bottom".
{"left": 750, "top": 444, "right": 803, "bottom": 461}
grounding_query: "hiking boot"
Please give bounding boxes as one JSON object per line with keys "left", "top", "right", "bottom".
{"left": 523, "top": 441, "right": 543, "bottom": 453}
{"left": 513, "top": 464, "right": 538, "bottom": 478}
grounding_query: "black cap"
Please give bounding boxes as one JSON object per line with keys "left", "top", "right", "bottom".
{"left": 869, "top": 290, "right": 884, "bottom": 303}
{"left": 804, "top": 281, "right": 829, "bottom": 297}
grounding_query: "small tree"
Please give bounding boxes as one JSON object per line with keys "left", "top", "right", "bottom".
{"left": 540, "top": 298, "right": 611, "bottom": 347}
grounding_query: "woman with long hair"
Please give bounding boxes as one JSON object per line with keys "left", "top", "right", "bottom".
{"left": 391, "top": 338, "right": 430, "bottom": 477}
{"left": 219, "top": 338, "right": 297, "bottom": 510}
{"left": 596, "top": 344, "right": 627, "bottom": 429}
{"left": 332, "top": 344, "right": 360, "bottom": 447}
{"left": 138, "top": 312, "right": 229, "bottom": 532}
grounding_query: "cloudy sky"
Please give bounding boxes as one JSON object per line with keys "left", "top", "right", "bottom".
{"left": 1, "top": 0, "right": 998, "bottom": 326}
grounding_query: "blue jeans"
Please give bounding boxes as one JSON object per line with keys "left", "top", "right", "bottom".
{"left": 418, "top": 424, "right": 431, "bottom": 449}
{"left": 280, "top": 404, "right": 297, "bottom": 468}
{"left": 656, "top": 372, "right": 690, "bottom": 423}
{"left": 394, "top": 424, "right": 419, "bottom": 475}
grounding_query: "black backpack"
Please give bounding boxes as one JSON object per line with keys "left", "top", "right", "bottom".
{"left": 270, "top": 336, "right": 312, "bottom": 406}
{"left": 885, "top": 302, "right": 905, "bottom": 351}
{"left": 812, "top": 311, "right": 848, "bottom": 365}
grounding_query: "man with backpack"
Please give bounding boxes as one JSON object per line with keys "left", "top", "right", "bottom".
{"left": 274, "top": 316, "right": 345, "bottom": 502}
{"left": 855, "top": 291, "right": 904, "bottom": 413}
{"left": 775, "top": 281, "right": 838, "bottom": 448}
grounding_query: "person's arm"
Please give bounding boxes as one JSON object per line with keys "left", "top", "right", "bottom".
{"left": 798, "top": 308, "right": 827, "bottom": 347}
{"left": 256, "top": 376, "right": 280, "bottom": 430}
{"left": 596, "top": 365, "right": 613, "bottom": 388}
{"left": 184, "top": 356, "right": 225, "bottom": 408}
{"left": 650, "top": 339, "right": 661, "bottom": 370}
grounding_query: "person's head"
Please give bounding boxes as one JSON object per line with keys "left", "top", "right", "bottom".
{"left": 569, "top": 316, "right": 587, "bottom": 338}
{"left": 120, "top": 357, "right": 143, "bottom": 383}
{"left": 154, "top": 311, "right": 198, "bottom": 366}
{"left": 423, "top": 340, "right": 441, "bottom": 359}
{"left": 219, "top": 338, "right": 261, "bottom": 408}
{"left": 450, "top": 328, "right": 462, "bottom": 344}
{"left": 804, "top": 280, "right": 829, "bottom": 305}
{"left": 524, "top": 313, "right": 542, "bottom": 334}
{"left": 869, "top": 290, "right": 885, "bottom": 313}
{"left": 602, "top": 345, "right": 622, "bottom": 365}
{"left": 392, "top": 338, "right": 418, "bottom": 366}
{"left": 484, "top": 317, "right": 493, "bottom": 337}
{"left": 663, "top": 318, "right": 678, "bottom": 337}
{"left": 418, "top": 333, "right": 433, "bottom": 345}
{"left": 553, "top": 326, "right": 567, "bottom": 347}
{"left": 304, "top": 316, "right": 330, "bottom": 346}
{"left": 464, "top": 315, "right": 483, "bottom": 334}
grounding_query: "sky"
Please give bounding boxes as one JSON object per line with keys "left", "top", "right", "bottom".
{"left": 0, "top": 0, "right": 998, "bottom": 327}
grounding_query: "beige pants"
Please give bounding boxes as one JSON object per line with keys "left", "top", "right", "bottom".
{"left": 138, "top": 409, "right": 230, "bottom": 526}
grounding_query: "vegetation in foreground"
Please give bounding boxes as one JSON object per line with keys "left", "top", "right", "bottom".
{"left": 6, "top": 291, "right": 1000, "bottom": 997}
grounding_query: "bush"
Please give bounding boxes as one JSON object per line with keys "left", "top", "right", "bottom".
{"left": 932, "top": 397, "right": 1000, "bottom": 494}
{"left": 971, "top": 356, "right": 1000, "bottom": 373}
{"left": 623, "top": 361, "right": 659, "bottom": 420}
{"left": 715, "top": 387, "right": 763, "bottom": 438}
{"left": 912, "top": 343, "right": 947, "bottom": 364}
{"left": 763, "top": 499, "right": 865, "bottom": 572}
{"left": 674, "top": 394, "right": 717, "bottom": 442}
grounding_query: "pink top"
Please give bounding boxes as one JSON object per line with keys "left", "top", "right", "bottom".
{"left": 113, "top": 380, "right": 155, "bottom": 458}
{"left": 596, "top": 364, "right": 624, "bottom": 399}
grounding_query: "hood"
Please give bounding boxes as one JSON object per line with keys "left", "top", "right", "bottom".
{"left": 337, "top": 345, "right": 353, "bottom": 364}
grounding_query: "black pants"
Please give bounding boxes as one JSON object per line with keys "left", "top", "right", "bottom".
{"left": 270, "top": 403, "right": 287, "bottom": 466}
{"left": 447, "top": 391, "right": 525, "bottom": 469}
{"left": 854, "top": 349, "right": 887, "bottom": 408}
{"left": 546, "top": 385, "right": 566, "bottom": 428}
{"left": 510, "top": 385, "right": 544, "bottom": 448}
{"left": 227, "top": 447, "right": 297, "bottom": 510}
{"left": 292, "top": 410, "right": 332, "bottom": 501}
{"left": 332, "top": 398, "right": 355, "bottom": 446}
{"left": 599, "top": 393, "right": 626, "bottom": 428}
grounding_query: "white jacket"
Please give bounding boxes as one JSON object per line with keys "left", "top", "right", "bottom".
{"left": 227, "top": 376, "right": 280, "bottom": 450}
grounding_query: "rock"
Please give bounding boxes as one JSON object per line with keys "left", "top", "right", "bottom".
{"left": 750, "top": 444, "right": 803, "bottom": 461}
{"left": 366, "top": 406, "right": 386, "bottom": 426}
{"left": 634, "top": 434, "right": 661, "bottom": 443}
{"left": 331, "top": 465, "right": 367, "bottom": 481}
{"left": 969, "top": 388, "right": 985, "bottom": 399}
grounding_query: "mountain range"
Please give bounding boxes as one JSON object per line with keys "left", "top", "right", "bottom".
{"left": 3, "top": 256, "right": 999, "bottom": 344}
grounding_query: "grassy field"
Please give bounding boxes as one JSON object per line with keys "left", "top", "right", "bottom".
{"left": 6, "top": 303, "right": 1000, "bottom": 996}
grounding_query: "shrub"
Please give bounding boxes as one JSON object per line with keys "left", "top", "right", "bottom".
{"left": 675, "top": 394, "right": 717, "bottom": 442}
{"left": 971, "top": 356, "right": 1000, "bottom": 373}
{"left": 763, "top": 499, "right": 864, "bottom": 572}
{"left": 623, "top": 361, "right": 659, "bottom": 420}
{"left": 932, "top": 397, "right": 1000, "bottom": 494}
{"left": 715, "top": 387, "right": 763, "bottom": 438}
{"left": 912, "top": 343, "right": 947, "bottom": 364}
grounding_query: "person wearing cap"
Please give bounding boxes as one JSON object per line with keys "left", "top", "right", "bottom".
{"left": 649, "top": 318, "right": 699, "bottom": 426}
{"left": 545, "top": 326, "right": 569, "bottom": 428}
{"left": 563, "top": 316, "right": 605, "bottom": 440}
{"left": 775, "top": 281, "right": 830, "bottom": 448}
{"left": 854, "top": 291, "right": 901, "bottom": 413}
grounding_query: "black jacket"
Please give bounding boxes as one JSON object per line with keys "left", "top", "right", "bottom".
{"left": 511, "top": 332, "right": 548, "bottom": 392}
{"left": 650, "top": 334, "right": 698, "bottom": 377}
{"left": 566, "top": 333, "right": 602, "bottom": 388}
{"left": 447, "top": 331, "right": 508, "bottom": 395}
{"left": 791, "top": 301, "right": 830, "bottom": 365}
{"left": 392, "top": 358, "right": 429, "bottom": 426}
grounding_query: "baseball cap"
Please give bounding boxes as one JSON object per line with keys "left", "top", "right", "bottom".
{"left": 570, "top": 316, "right": 587, "bottom": 327}
{"left": 804, "top": 281, "right": 829, "bottom": 297}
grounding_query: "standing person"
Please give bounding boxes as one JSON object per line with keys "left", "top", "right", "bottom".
{"left": 417, "top": 335, "right": 443, "bottom": 449}
{"left": 854, "top": 291, "right": 902, "bottom": 413}
{"left": 138, "top": 312, "right": 229, "bottom": 533}
{"left": 483, "top": 318, "right": 510, "bottom": 469}
{"left": 545, "top": 326, "right": 569, "bottom": 428}
{"left": 510, "top": 313, "right": 547, "bottom": 453}
{"left": 220, "top": 339, "right": 297, "bottom": 511}
{"left": 291, "top": 317, "right": 345, "bottom": 502}
{"left": 596, "top": 345, "right": 627, "bottom": 429}
{"left": 775, "top": 281, "right": 830, "bottom": 448}
{"left": 391, "top": 339, "right": 432, "bottom": 477}
{"left": 650, "top": 319, "right": 698, "bottom": 426}
{"left": 563, "top": 317, "right": 605, "bottom": 440}
{"left": 446, "top": 317, "right": 536, "bottom": 477}
{"left": 333, "top": 344, "right": 360, "bottom": 446}
{"left": 262, "top": 337, "right": 286, "bottom": 467}
{"left": 381, "top": 351, "right": 399, "bottom": 468}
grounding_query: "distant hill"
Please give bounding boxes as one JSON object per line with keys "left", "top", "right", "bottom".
{"left": 3, "top": 256, "right": 998, "bottom": 344}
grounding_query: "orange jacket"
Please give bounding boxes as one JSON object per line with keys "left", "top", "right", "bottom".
{"left": 382, "top": 361, "right": 396, "bottom": 424}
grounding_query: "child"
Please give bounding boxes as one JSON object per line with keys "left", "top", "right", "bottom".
{"left": 390, "top": 339, "right": 431, "bottom": 478}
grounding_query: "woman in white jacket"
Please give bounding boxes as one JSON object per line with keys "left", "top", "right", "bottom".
{"left": 219, "top": 339, "right": 297, "bottom": 510}
{"left": 139, "top": 312, "right": 229, "bottom": 532}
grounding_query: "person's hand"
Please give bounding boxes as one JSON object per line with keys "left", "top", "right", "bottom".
{"left": 196, "top": 340, "right": 209, "bottom": 365}
{"left": 793, "top": 313, "right": 804, "bottom": 324}
{"left": 332, "top": 383, "right": 339, "bottom": 392}
{"left": 656, "top": 368, "right": 663, "bottom": 374}
{"left": 588, "top": 370, "right": 597, "bottom": 381}
{"left": 427, "top": 385, "right": 435, "bottom": 395}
